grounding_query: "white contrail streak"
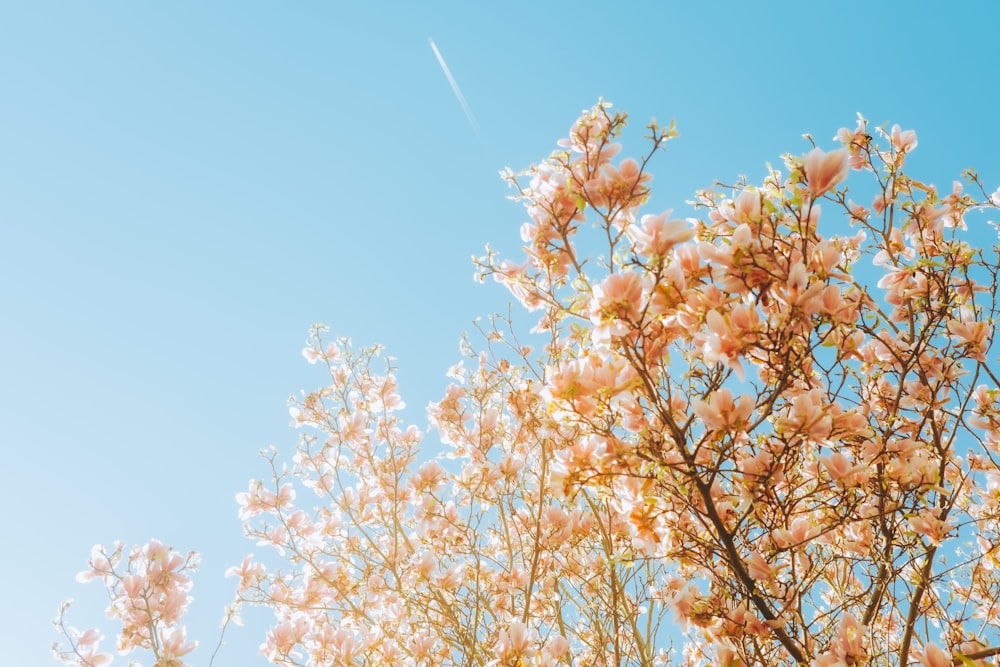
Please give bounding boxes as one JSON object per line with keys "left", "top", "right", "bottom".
{"left": 428, "top": 38, "right": 482, "bottom": 139}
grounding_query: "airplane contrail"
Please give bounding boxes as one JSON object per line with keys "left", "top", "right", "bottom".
{"left": 428, "top": 38, "right": 482, "bottom": 139}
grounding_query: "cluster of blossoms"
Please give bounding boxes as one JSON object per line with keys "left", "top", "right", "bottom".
{"left": 478, "top": 102, "right": 1000, "bottom": 666}
{"left": 56, "top": 102, "right": 1000, "bottom": 667}
{"left": 228, "top": 329, "right": 668, "bottom": 666}
{"left": 54, "top": 542, "right": 198, "bottom": 667}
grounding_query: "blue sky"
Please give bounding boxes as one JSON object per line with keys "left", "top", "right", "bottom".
{"left": 2, "top": 2, "right": 999, "bottom": 665}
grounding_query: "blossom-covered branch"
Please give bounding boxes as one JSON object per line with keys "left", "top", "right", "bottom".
{"left": 56, "top": 102, "right": 1000, "bottom": 667}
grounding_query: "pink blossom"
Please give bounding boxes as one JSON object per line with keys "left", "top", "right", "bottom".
{"left": 848, "top": 199, "right": 871, "bottom": 223}
{"left": 835, "top": 114, "right": 870, "bottom": 170}
{"left": 494, "top": 622, "right": 538, "bottom": 663}
{"left": 544, "top": 635, "right": 570, "bottom": 660}
{"left": 909, "top": 509, "right": 952, "bottom": 545}
{"left": 872, "top": 193, "right": 887, "bottom": 215}
{"left": 262, "top": 615, "right": 308, "bottom": 662}
{"left": 715, "top": 642, "right": 746, "bottom": 667}
{"left": 73, "top": 644, "right": 112, "bottom": 667}
{"left": 409, "top": 460, "right": 448, "bottom": 493}
{"left": 436, "top": 563, "right": 466, "bottom": 590}
{"left": 550, "top": 435, "right": 609, "bottom": 493}
{"left": 820, "top": 451, "right": 870, "bottom": 487}
{"left": 738, "top": 447, "right": 774, "bottom": 481}
{"left": 872, "top": 227, "right": 914, "bottom": 267}
{"left": 322, "top": 627, "right": 360, "bottom": 662}
{"left": 58, "top": 627, "right": 112, "bottom": 667}
{"left": 590, "top": 271, "right": 647, "bottom": 338}
{"left": 691, "top": 388, "right": 754, "bottom": 432}
{"left": 745, "top": 551, "right": 776, "bottom": 581}
{"left": 697, "top": 310, "right": 750, "bottom": 381}
{"left": 414, "top": 550, "right": 437, "bottom": 579}
{"left": 777, "top": 388, "right": 833, "bottom": 443}
{"left": 947, "top": 309, "right": 991, "bottom": 362}
{"left": 406, "top": 631, "right": 437, "bottom": 660}
{"left": 891, "top": 124, "right": 918, "bottom": 153}
{"left": 833, "top": 614, "right": 866, "bottom": 660}
{"left": 629, "top": 210, "right": 696, "bottom": 257}
{"left": 812, "top": 614, "right": 867, "bottom": 667}
{"left": 804, "top": 147, "right": 849, "bottom": 197}
{"left": 158, "top": 625, "right": 197, "bottom": 662}
{"left": 76, "top": 544, "right": 118, "bottom": 584}
{"left": 378, "top": 375, "right": 406, "bottom": 411}
{"left": 917, "top": 643, "right": 951, "bottom": 667}
{"left": 819, "top": 285, "right": 847, "bottom": 318}
{"left": 225, "top": 555, "right": 265, "bottom": 593}
{"left": 811, "top": 240, "right": 842, "bottom": 276}
{"left": 716, "top": 190, "right": 761, "bottom": 224}
{"left": 663, "top": 579, "right": 700, "bottom": 626}
{"left": 236, "top": 480, "right": 271, "bottom": 520}
{"left": 771, "top": 517, "right": 817, "bottom": 548}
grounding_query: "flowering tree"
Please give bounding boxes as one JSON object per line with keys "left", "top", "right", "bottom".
{"left": 54, "top": 102, "right": 1000, "bottom": 667}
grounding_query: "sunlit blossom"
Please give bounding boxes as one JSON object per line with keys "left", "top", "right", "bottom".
{"left": 803, "top": 147, "right": 849, "bottom": 197}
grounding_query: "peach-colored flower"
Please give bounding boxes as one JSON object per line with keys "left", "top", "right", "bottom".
{"left": 771, "top": 517, "right": 817, "bottom": 548}
{"left": 629, "top": 210, "right": 696, "bottom": 257}
{"left": 409, "top": 460, "right": 448, "bottom": 493}
{"left": 804, "top": 147, "right": 849, "bottom": 197}
{"left": 715, "top": 190, "right": 762, "bottom": 225}
{"left": 590, "top": 271, "right": 647, "bottom": 337}
{"left": 833, "top": 614, "right": 866, "bottom": 659}
{"left": 872, "top": 193, "right": 887, "bottom": 215}
{"left": 835, "top": 114, "right": 870, "bottom": 170}
{"left": 60, "top": 627, "right": 113, "bottom": 667}
{"left": 872, "top": 226, "right": 915, "bottom": 267}
{"left": 777, "top": 388, "right": 832, "bottom": 443}
{"left": 414, "top": 550, "right": 437, "bottom": 579}
{"left": 909, "top": 509, "right": 953, "bottom": 545}
{"left": 820, "top": 451, "right": 870, "bottom": 487}
{"left": 494, "top": 622, "right": 538, "bottom": 663}
{"left": 225, "top": 555, "right": 265, "bottom": 593}
{"left": 745, "top": 551, "right": 776, "bottom": 581}
{"left": 544, "top": 635, "right": 570, "bottom": 660}
{"left": 262, "top": 614, "right": 309, "bottom": 662}
{"left": 406, "top": 631, "right": 437, "bottom": 660}
{"left": 917, "top": 643, "right": 951, "bottom": 667}
{"left": 76, "top": 544, "right": 120, "bottom": 584}
{"left": 158, "top": 625, "right": 197, "bottom": 662}
{"left": 812, "top": 614, "right": 867, "bottom": 667}
{"left": 737, "top": 447, "right": 773, "bottom": 481}
{"left": 663, "top": 579, "right": 699, "bottom": 625}
{"left": 947, "top": 309, "right": 991, "bottom": 362}
{"left": 691, "top": 388, "right": 754, "bottom": 432}
{"left": 891, "top": 124, "right": 918, "bottom": 153}
{"left": 715, "top": 641, "right": 746, "bottom": 667}
{"left": 697, "top": 310, "right": 749, "bottom": 381}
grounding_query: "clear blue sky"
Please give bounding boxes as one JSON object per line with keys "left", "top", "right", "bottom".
{"left": 2, "top": 2, "right": 998, "bottom": 665}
